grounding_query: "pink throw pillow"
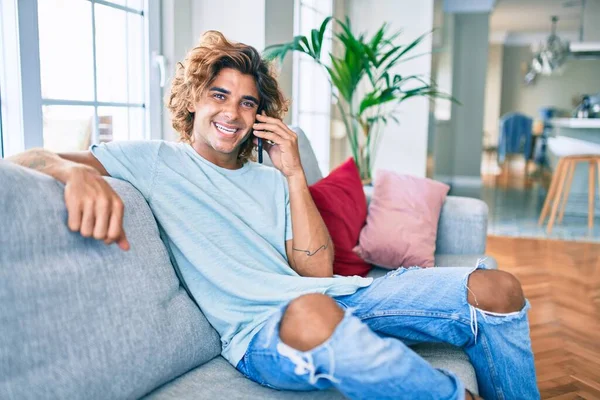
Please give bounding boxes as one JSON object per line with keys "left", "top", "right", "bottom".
{"left": 353, "top": 170, "right": 450, "bottom": 269}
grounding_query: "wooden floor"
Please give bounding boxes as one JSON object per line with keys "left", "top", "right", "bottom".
{"left": 487, "top": 236, "right": 600, "bottom": 399}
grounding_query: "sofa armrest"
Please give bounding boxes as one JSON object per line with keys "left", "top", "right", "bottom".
{"left": 435, "top": 196, "right": 488, "bottom": 255}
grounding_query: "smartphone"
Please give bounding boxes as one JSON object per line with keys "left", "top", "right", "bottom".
{"left": 258, "top": 137, "right": 263, "bottom": 164}
{"left": 255, "top": 113, "right": 263, "bottom": 163}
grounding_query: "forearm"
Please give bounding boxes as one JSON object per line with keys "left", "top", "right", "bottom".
{"left": 287, "top": 172, "right": 334, "bottom": 278}
{"left": 6, "top": 148, "right": 95, "bottom": 183}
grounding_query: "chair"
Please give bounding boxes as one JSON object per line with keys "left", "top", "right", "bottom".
{"left": 498, "top": 113, "right": 533, "bottom": 183}
{"left": 538, "top": 136, "right": 600, "bottom": 233}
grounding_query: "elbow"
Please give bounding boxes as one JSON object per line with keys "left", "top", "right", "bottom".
{"left": 296, "top": 262, "right": 334, "bottom": 278}
{"left": 313, "top": 263, "right": 334, "bottom": 278}
{"left": 312, "top": 269, "right": 334, "bottom": 279}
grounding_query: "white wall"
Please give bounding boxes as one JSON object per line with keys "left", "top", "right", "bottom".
{"left": 161, "top": 0, "right": 193, "bottom": 142}
{"left": 346, "top": 0, "right": 434, "bottom": 178}
{"left": 191, "top": 0, "right": 266, "bottom": 51}
{"left": 583, "top": 0, "right": 600, "bottom": 41}
{"left": 265, "top": 0, "right": 294, "bottom": 124}
{"left": 448, "top": 13, "right": 489, "bottom": 180}
{"left": 433, "top": 12, "right": 454, "bottom": 121}
{"left": 500, "top": 45, "right": 600, "bottom": 118}
{"left": 483, "top": 44, "right": 503, "bottom": 146}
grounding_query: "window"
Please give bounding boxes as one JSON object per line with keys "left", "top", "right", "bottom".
{"left": 293, "top": 0, "right": 333, "bottom": 176}
{"left": 0, "top": 0, "right": 161, "bottom": 157}
{"left": 39, "top": 0, "right": 148, "bottom": 152}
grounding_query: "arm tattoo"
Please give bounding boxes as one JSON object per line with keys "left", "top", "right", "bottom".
{"left": 28, "top": 158, "right": 47, "bottom": 170}
{"left": 26, "top": 150, "right": 48, "bottom": 170}
{"left": 292, "top": 236, "right": 331, "bottom": 257}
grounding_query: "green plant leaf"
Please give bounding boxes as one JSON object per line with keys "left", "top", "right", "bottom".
{"left": 311, "top": 29, "right": 321, "bottom": 59}
{"left": 369, "top": 23, "right": 387, "bottom": 51}
{"left": 359, "top": 86, "right": 399, "bottom": 115}
{"left": 262, "top": 43, "right": 289, "bottom": 61}
{"left": 381, "top": 30, "right": 432, "bottom": 71}
{"left": 329, "top": 57, "right": 353, "bottom": 102}
{"left": 263, "top": 34, "right": 316, "bottom": 62}
{"left": 315, "top": 16, "right": 334, "bottom": 59}
{"left": 374, "top": 45, "right": 403, "bottom": 69}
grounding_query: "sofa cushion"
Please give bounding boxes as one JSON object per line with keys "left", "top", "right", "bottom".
{"left": 143, "top": 356, "right": 342, "bottom": 400}
{"left": 0, "top": 162, "right": 221, "bottom": 400}
{"left": 366, "top": 255, "right": 498, "bottom": 279}
{"left": 433, "top": 254, "right": 498, "bottom": 270}
{"left": 143, "top": 344, "right": 478, "bottom": 399}
{"left": 367, "top": 254, "right": 498, "bottom": 278}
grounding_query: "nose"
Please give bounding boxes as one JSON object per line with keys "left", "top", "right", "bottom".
{"left": 221, "top": 101, "right": 240, "bottom": 121}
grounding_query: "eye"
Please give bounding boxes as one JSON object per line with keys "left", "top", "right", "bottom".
{"left": 242, "top": 101, "right": 257, "bottom": 108}
{"left": 212, "top": 93, "right": 225, "bottom": 100}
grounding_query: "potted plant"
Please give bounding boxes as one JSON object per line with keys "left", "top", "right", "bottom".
{"left": 264, "top": 17, "right": 452, "bottom": 184}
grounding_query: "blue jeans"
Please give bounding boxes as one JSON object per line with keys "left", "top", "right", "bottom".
{"left": 236, "top": 264, "right": 540, "bottom": 400}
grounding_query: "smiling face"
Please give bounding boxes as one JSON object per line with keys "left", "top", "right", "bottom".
{"left": 187, "top": 68, "right": 260, "bottom": 169}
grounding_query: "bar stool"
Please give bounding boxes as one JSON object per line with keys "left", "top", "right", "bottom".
{"left": 538, "top": 136, "right": 600, "bottom": 234}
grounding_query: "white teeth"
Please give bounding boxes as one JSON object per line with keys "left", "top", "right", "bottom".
{"left": 215, "top": 123, "right": 237, "bottom": 134}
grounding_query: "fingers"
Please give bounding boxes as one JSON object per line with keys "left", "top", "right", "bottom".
{"left": 67, "top": 199, "right": 83, "bottom": 232}
{"left": 256, "top": 112, "right": 287, "bottom": 128}
{"left": 116, "top": 234, "right": 130, "bottom": 251}
{"left": 255, "top": 114, "right": 296, "bottom": 136}
{"left": 93, "top": 198, "right": 110, "bottom": 240}
{"left": 253, "top": 124, "right": 298, "bottom": 151}
{"left": 80, "top": 201, "right": 96, "bottom": 238}
{"left": 253, "top": 122, "right": 292, "bottom": 139}
{"left": 64, "top": 174, "right": 129, "bottom": 251}
{"left": 252, "top": 129, "right": 282, "bottom": 145}
{"left": 253, "top": 121, "right": 296, "bottom": 138}
{"left": 105, "top": 199, "right": 125, "bottom": 245}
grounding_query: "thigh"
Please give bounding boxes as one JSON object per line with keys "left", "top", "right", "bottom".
{"left": 334, "top": 266, "right": 482, "bottom": 346}
{"left": 236, "top": 306, "right": 333, "bottom": 392}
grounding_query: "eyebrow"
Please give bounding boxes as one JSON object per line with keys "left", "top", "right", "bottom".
{"left": 209, "top": 86, "right": 259, "bottom": 105}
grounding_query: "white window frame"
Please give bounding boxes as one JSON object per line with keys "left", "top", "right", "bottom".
{"left": 293, "top": 0, "right": 333, "bottom": 176}
{"left": 0, "top": 0, "right": 27, "bottom": 157}
{"left": 0, "top": 0, "right": 162, "bottom": 158}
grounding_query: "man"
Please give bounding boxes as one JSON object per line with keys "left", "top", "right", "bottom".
{"left": 8, "top": 31, "right": 539, "bottom": 400}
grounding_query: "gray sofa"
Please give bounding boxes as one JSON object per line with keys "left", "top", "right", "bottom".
{"left": 0, "top": 129, "right": 494, "bottom": 399}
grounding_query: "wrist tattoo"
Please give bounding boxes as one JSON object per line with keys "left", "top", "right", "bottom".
{"left": 292, "top": 236, "right": 331, "bottom": 256}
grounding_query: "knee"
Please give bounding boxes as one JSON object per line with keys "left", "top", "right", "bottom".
{"left": 279, "top": 293, "right": 344, "bottom": 352}
{"left": 467, "top": 270, "right": 525, "bottom": 313}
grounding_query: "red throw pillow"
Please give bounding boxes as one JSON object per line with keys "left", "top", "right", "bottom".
{"left": 309, "top": 157, "right": 371, "bottom": 277}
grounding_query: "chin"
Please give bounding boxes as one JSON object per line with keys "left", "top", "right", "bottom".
{"left": 214, "top": 139, "right": 245, "bottom": 154}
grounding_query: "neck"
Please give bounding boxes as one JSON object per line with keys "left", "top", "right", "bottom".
{"left": 191, "top": 141, "right": 243, "bottom": 170}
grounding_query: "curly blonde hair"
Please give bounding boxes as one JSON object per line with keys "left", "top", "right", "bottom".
{"left": 167, "top": 31, "right": 289, "bottom": 164}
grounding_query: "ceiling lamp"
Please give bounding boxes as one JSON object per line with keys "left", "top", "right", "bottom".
{"left": 525, "top": 16, "right": 570, "bottom": 84}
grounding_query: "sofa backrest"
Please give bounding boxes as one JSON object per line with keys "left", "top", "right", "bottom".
{"left": 0, "top": 161, "right": 221, "bottom": 400}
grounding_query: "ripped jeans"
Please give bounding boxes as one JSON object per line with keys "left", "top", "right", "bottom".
{"left": 236, "top": 264, "right": 540, "bottom": 400}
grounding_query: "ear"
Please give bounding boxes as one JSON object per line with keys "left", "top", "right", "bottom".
{"left": 186, "top": 101, "right": 195, "bottom": 113}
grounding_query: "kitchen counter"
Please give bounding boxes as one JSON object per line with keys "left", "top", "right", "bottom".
{"left": 550, "top": 118, "right": 600, "bottom": 129}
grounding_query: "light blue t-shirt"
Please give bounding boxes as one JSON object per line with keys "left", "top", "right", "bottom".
{"left": 90, "top": 140, "right": 373, "bottom": 366}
